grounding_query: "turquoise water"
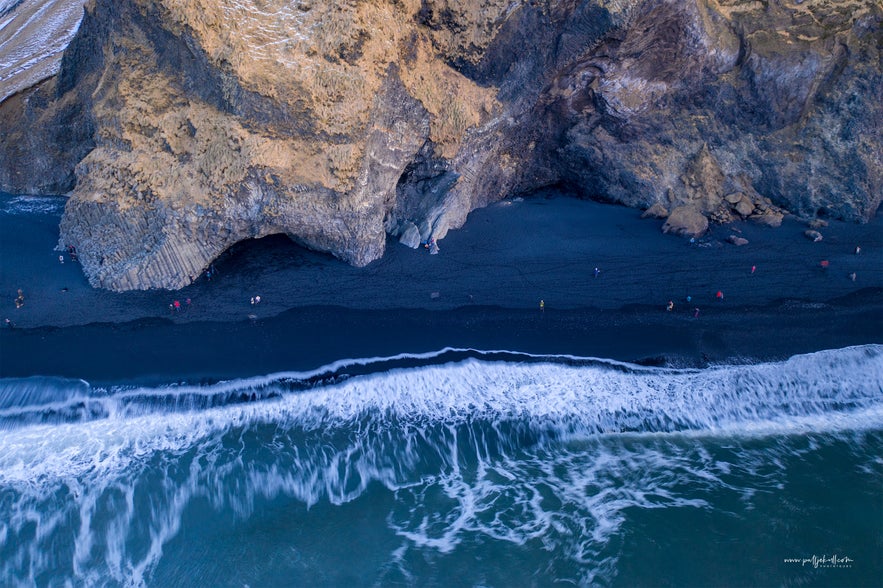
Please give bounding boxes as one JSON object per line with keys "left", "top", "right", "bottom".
{"left": 1, "top": 346, "right": 881, "bottom": 586}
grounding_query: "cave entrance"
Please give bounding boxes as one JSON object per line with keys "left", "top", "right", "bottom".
{"left": 208, "top": 233, "right": 341, "bottom": 283}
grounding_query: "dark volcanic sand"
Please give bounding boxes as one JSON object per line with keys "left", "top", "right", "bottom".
{"left": 1, "top": 191, "right": 881, "bottom": 383}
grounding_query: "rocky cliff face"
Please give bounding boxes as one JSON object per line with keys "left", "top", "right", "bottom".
{"left": 0, "top": 0, "right": 880, "bottom": 290}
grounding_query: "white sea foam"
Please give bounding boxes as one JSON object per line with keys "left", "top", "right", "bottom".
{"left": 0, "top": 345, "right": 881, "bottom": 585}
{"left": 0, "top": 193, "right": 66, "bottom": 215}
{"left": 0, "top": 345, "right": 880, "bottom": 481}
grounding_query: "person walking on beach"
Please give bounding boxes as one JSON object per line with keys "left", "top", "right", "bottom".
{"left": 173, "top": 300, "right": 181, "bottom": 311}
{"left": 539, "top": 299, "right": 545, "bottom": 312}
{"left": 58, "top": 255, "right": 64, "bottom": 264}
{"left": 751, "top": 265, "right": 756, "bottom": 274}
{"left": 715, "top": 290, "right": 724, "bottom": 301}
{"left": 593, "top": 267, "right": 601, "bottom": 278}
{"left": 855, "top": 246, "right": 861, "bottom": 255}
{"left": 14, "top": 289, "right": 24, "bottom": 309}
{"left": 667, "top": 300, "right": 674, "bottom": 312}
{"left": 693, "top": 307, "right": 700, "bottom": 319}
{"left": 849, "top": 272, "right": 857, "bottom": 282}
{"left": 4, "top": 318, "right": 13, "bottom": 329}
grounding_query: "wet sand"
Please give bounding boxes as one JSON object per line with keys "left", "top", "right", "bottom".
{"left": 1, "top": 191, "right": 881, "bottom": 383}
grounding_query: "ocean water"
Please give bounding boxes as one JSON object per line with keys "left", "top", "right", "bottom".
{"left": 0, "top": 346, "right": 881, "bottom": 587}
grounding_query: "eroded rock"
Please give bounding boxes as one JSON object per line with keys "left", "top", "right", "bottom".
{"left": 751, "top": 212, "right": 785, "bottom": 228}
{"left": 641, "top": 202, "right": 669, "bottom": 219}
{"left": 0, "top": 0, "right": 880, "bottom": 290}
{"left": 662, "top": 206, "right": 708, "bottom": 238}
{"left": 734, "top": 197, "right": 755, "bottom": 218}
{"left": 398, "top": 223, "right": 422, "bottom": 249}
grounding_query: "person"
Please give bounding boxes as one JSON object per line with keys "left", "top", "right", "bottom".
{"left": 255, "top": 295, "right": 261, "bottom": 304}
{"left": 686, "top": 295, "right": 692, "bottom": 303}
{"left": 751, "top": 265, "right": 756, "bottom": 274}
{"left": 4, "top": 318, "right": 13, "bottom": 328}
{"left": 593, "top": 267, "right": 601, "bottom": 278}
{"left": 693, "top": 307, "right": 700, "bottom": 319}
{"left": 539, "top": 299, "right": 545, "bottom": 312}
{"left": 58, "top": 255, "right": 64, "bottom": 264}
{"left": 666, "top": 300, "right": 674, "bottom": 312}
{"left": 250, "top": 297, "right": 255, "bottom": 305}
{"left": 855, "top": 246, "right": 861, "bottom": 255}
{"left": 819, "top": 260, "right": 829, "bottom": 268}
{"left": 15, "top": 289, "right": 24, "bottom": 309}
{"left": 849, "top": 272, "right": 857, "bottom": 282}
{"left": 173, "top": 300, "right": 181, "bottom": 311}
{"left": 715, "top": 290, "right": 724, "bottom": 301}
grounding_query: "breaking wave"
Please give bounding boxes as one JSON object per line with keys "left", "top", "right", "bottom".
{"left": 0, "top": 193, "right": 65, "bottom": 216}
{"left": 0, "top": 345, "right": 881, "bottom": 586}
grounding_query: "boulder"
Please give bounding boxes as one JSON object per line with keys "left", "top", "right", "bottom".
{"left": 750, "top": 212, "right": 784, "bottom": 228}
{"left": 662, "top": 206, "right": 709, "bottom": 238}
{"left": 641, "top": 202, "right": 669, "bottom": 219}
{"left": 398, "top": 223, "right": 422, "bottom": 249}
{"left": 728, "top": 235, "right": 749, "bottom": 246}
{"left": 734, "top": 197, "right": 755, "bottom": 217}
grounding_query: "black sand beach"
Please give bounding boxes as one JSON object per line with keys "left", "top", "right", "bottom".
{"left": 1, "top": 191, "right": 881, "bottom": 383}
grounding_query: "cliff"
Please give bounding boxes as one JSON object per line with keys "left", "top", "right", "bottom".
{"left": 0, "top": 0, "right": 880, "bottom": 290}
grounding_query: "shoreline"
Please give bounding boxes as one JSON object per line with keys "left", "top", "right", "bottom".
{"left": 1, "top": 191, "right": 881, "bottom": 383}
{"left": 2, "top": 290, "right": 881, "bottom": 385}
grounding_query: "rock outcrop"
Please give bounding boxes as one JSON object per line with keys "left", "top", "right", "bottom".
{"left": 0, "top": 0, "right": 880, "bottom": 290}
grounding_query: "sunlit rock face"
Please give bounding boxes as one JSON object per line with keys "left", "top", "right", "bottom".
{"left": 0, "top": 0, "right": 880, "bottom": 290}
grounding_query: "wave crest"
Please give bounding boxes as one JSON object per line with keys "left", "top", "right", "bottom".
{"left": 0, "top": 346, "right": 881, "bottom": 585}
